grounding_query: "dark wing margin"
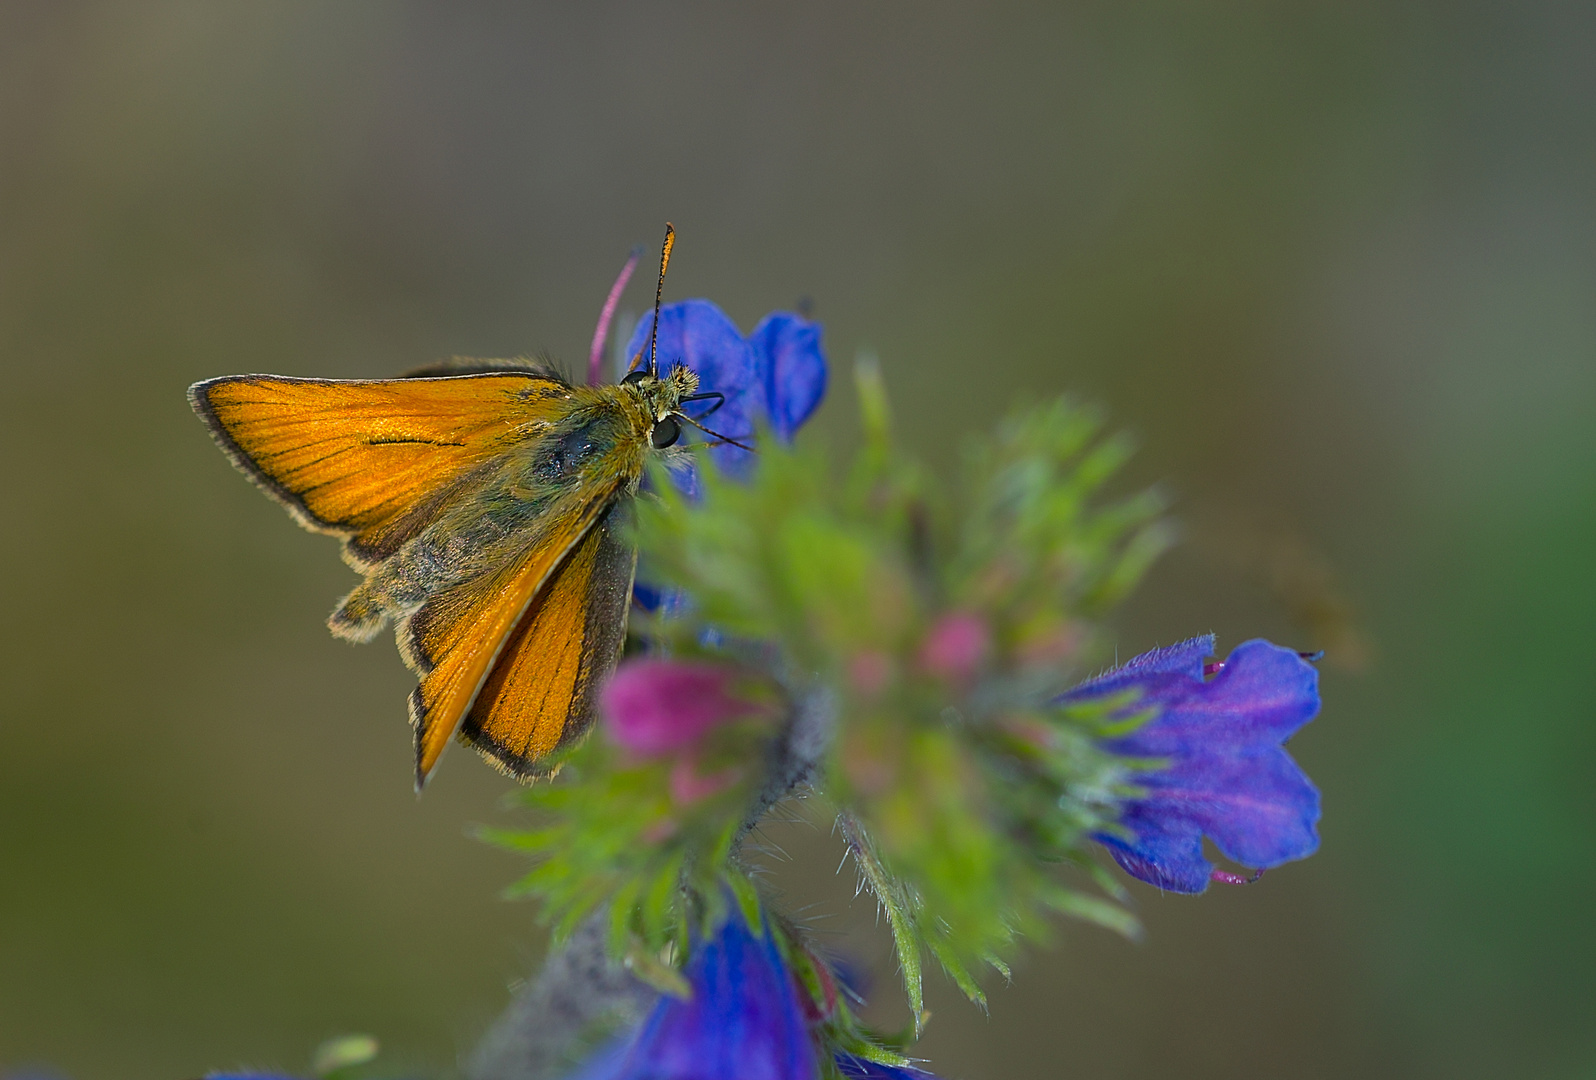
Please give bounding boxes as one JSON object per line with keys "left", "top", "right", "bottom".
{"left": 401, "top": 487, "right": 626, "bottom": 788}
{"left": 458, "top": 504, "right": 637, "bottom": 779}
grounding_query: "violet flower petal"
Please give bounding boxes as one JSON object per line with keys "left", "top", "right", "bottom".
{"left": 1069, "top": 634, "right": 1213, "bottom": 692}
{"left": 747, "top": 311, "right": 827, "bottom": 441}
{"left": 624, "top": 300, "right": 828, "bottom": 477}
{"left": 565, "top": 912, "right": 819, "bottom": 1080}
{"left": 1063, "top": 637, "right": 1322, "bottom": 893}
{"left": 623, "top": 299, "right": 828, "bottom": 611}
{"left": 624, "top": 300, "right": 761, "bottom": 475}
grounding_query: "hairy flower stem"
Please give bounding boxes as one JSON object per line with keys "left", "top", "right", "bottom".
{"left": 466, "top": 916, "right": 658, "bottom": 1080}
{"left": 837, "top": 812, "right": 927, "bottom": 1035}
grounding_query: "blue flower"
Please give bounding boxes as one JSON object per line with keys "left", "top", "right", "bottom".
{"left": 623, "top": 300, "right": 828, "bottom": 475}
{"left": 1062, "top": 636, "right": 1322, "bottom": 894}
{"left": 565, "top": 909, "right": 819, "bottom": 1080}
{"left": 625, "top": 299, "right": 827, "bottom": 614}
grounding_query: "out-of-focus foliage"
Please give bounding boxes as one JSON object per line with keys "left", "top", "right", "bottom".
{"left": 479, "top": 685, "right": 778, "bottom": 996}
{"left": 491, "top": 364, "right": 1169, "bottom": 1028}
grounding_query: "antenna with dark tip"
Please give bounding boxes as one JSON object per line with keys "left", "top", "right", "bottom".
{"left": 647, "top": 222, "right": 675, "bottom": 377}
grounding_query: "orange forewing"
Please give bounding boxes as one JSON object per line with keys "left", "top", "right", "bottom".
{"left": 460, "top": 507, "right": 636, "bottom": 777}
{"left": 400, "top": 485, "right": 623, "bottom": 784}
{"left": 189, "top": 373, "right": 565, "bottom": 567}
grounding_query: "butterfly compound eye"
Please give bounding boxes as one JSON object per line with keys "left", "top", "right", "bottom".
{"left": 651, "top": 415, "right": 681, "bottom": 449}
{"left": 622, "top": 369, "right": 650, "bottom": 386}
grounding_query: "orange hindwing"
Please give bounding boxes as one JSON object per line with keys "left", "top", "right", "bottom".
{"left": 460, "top": 504, "right": 637, "bottom": 778}
{"left": 400, "top": 484, "right": 628, "bottom": 785}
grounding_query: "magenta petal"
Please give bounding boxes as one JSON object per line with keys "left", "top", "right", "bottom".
{"left": 919, "top": 612, "right": 990, "bottom": 680}
{"left": 601, "top": 659, "right": 756, "bottom": 756}
{"left": 1063, "top": 638, "right": 1322, "bottom": 893}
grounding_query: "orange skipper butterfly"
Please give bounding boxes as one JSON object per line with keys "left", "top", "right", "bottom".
{"left": 190, "top": 226, "right": 743, "bottom": 788}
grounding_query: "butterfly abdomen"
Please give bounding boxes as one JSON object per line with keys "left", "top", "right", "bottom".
{"left": 329, "top": 586, "right": 389, "bottom": 643}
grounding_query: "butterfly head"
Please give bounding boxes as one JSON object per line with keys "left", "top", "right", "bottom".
{"left": 621, "top": 364, "right": 700, "bottom": 449}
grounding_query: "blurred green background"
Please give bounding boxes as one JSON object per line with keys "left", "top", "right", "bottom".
{"left": 2, "top": 3, "right": 1592, "bottom": 1078}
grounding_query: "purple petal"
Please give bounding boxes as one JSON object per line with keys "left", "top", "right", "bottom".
{"left": 1098, "top": 640, "right": 1322, "bottom": 755}
{"left": 1139, "top": 746, "right": 1322, "bottom": 869}
{"left": 747, "top": 312, "right": 828, "bottom": 440}
{"left": 1095, "top": 816, "right": 1212, "bottom": 893}
{"left": 568, "top": 912, "right": 820, "bottom": 1080}
{"left": 1068, "top": 634, "right": 1214, "bottom": 694}
{"left": 1064, "top": 638, "right": 1322, "bottom": 894}
{"left": 1096, "top": 743, "right": 1320, "bottom": 893}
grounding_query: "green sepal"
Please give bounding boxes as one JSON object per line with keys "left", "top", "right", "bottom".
{"left": 724, "top": 868, "right": 764, "bottom": 937}
{"left": 624, "top": 936, "right": 692, "bottom": 1000}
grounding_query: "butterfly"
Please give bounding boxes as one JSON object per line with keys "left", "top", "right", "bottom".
{"left": 189, "top": 225, "right": 750, "bottom": 788}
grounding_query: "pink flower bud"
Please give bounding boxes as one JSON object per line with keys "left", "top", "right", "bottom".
{"left": 846, "top": 650, "right": 895, "bottom": 697}
{"left": 1015, "top": 620, "right": 1084, "bottom": 668}
{"left": 601, "top": 659, "right": 763, "bottom": 756}
{"left": 640, "top": 817, "right": 680, "bottom": 845}
{"left": 668, "top": 756, "right": 744, "bottom": 805}
{"left": 919, "top": 611, "right": 991, "bottom": 681}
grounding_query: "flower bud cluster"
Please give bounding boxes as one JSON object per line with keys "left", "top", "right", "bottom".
{"left": 481, "top": 305, "right": 1323, "bottom": 1077}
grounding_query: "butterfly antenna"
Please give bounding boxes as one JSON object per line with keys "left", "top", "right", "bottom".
{"left": 647, "top": 222, "right": 675, "bottom": 377}
{"left": 675, "top": 411, "right": 756, "bottom": 454}
{"left": 588, "top": 246, "right": 643, "bottom": 386}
